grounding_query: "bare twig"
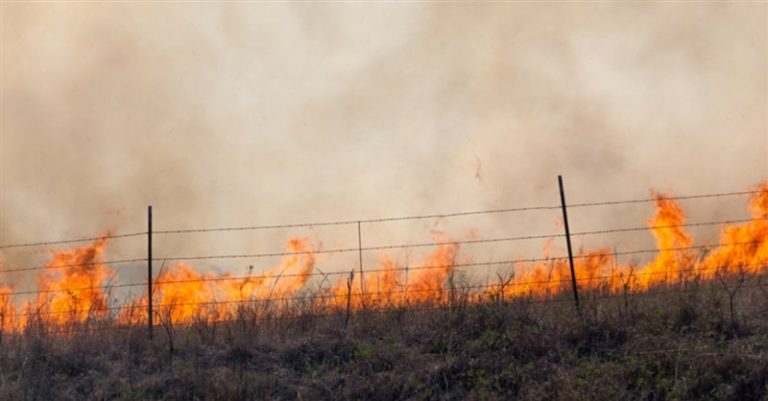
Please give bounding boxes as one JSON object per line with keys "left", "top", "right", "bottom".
{"left": 717, "top": 264, "right": 746, "bottom": 328}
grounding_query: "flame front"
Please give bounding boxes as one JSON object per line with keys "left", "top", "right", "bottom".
{"left": 120, "top": 237, "right": 319, "bottom": 324}
{"left": 488, "top": 183, "right": 768, "bottom": 299}
{"left": 0, "top": 182, "right": 766, "bottom": 332}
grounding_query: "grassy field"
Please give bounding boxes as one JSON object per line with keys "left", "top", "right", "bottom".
{"left": 1, "top": 275, "right": 767, "bottom": 401}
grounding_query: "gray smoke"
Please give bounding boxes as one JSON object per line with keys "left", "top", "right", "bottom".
{"left": 1, "top": 3, "right": 766, "bottom": 289}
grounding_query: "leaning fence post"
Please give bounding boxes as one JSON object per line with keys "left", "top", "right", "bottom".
{"left": 557, "top": 176, "right": 581, "bottom": 313}
{"left": 147, "top": 205, "right": 154, "bottom": 339}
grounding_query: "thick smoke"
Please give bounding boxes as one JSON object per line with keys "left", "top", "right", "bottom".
{"left": 1, "top": 3, "right": 766, "bottom": 288}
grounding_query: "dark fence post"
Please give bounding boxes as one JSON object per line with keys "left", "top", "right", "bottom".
{"left": 357, "top": 221, "right": 365, "bottom": 308}
{"left": 148, "top": 205, "right": 154, "bottom": 339}
{"left": 558, "top": 176, "right": 581, "bottom": 313}
{"left": 345, "top": 270, "right": 354, "bottom": 328}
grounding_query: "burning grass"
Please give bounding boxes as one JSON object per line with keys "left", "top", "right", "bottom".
{"left": 0, "top": 182, "right": 767, "bottom": 399}
{"left": 0, "top": 275, "right": 767, "bottom": 401}
{"left": 3, "top": 182, "right": 764, "bottom": 330}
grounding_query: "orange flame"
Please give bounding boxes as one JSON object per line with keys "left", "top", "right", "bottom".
{"left": 153, "top": 262, "right": 217, "bottom": 323}
{"left": 0, "top": 286, "right": 16, "bottom": 332}
{"left": 121, "top": 237, "right": 319, "bottom": 324}
{"left": 30, "top": 236, "right": 114, "bottom": 326}
{"left": 222, "top": 237, "right": 316, "bottom": 302}
{"left": 700, "top": 182, "right": 768, "bottom": 277}
{"left": 636, "top": 193, "right": 696, "bottom": 287}
{"left": 331, "top": 231, "right": 459, "bottom": 307}
{"left": 488, "top": 183, "right": 768, "bottom": 298}
{"left": 491, "top": 248, "right": 619, "bottom": 299}
{"left": 1, "top": 182, "right": 766, "bottom": 332}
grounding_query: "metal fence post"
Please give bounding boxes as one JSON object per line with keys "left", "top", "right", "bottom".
{"left": 148, "top": 205, "right": 154, "bottom": 339}
{"left": 558, "top": 176, "right": 581, "bottom": 313}
{"left": 357, "top": 221, "right": 365, "bottom": 308}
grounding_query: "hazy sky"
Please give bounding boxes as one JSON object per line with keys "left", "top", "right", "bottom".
{"left": 1, "top": 3, "right": 766, "bottom": 283}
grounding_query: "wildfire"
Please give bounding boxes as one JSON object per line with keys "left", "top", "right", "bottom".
{"left": 694, "top": 183, "right": 768, "bottom": 279}
{"left": 490, "top": 248, "right": 619, "bottom": 300}
{"left": 0, "top": 285, "right": 16, "bottom": 332}
{"left": 120, "top": 237, "right": 319, "bottom": 324}
{"left": 222, "top": 237, "right": 317, "bottom": 302}
{"left": 28, "top": 236, "right": 114, "bottom": 327}
{"left": 330, "top": 231, "right": 459, "bottom": 307}
{"left": 0, "top": 182, "right": 766, "bottom": 331}
{"left": 638, "top": 193, "right": 696, "bottom": 287}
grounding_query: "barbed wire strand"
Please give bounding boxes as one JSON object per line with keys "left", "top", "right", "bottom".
{"left": 152, "top": 205, "right": 563, "bottom": 235}
{"left": 152, "top": 190, "right": 761, "bottom": 235}
{"left": 568, "top": 190, "right": 761, "bottom": 209}
{"left": 0, "top": 232, "right": 146, "bottom": 250}
{"left": 570, "top": 217, "right": 764, "bottom": 237}
{"left": 162, "top": 239, "right": 766, "bottom": 263}
{"left": 1, "top": 233, "right": 763, "bottom": 277}
{"left": 0, "top": 189, "right": 760, "bottom": 249}
{"left": 1, "top": 258, "right": 146, "bottom": 275}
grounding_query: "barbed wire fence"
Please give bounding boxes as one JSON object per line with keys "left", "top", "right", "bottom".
{"left": 0, "top": 179, "right": 765, "bottom": 337}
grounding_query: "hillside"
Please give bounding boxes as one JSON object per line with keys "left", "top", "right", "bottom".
{"left": 1, "top": 278, "right": 766, "bottom": 401}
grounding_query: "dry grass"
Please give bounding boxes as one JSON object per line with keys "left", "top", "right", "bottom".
{"left": 1, "top": 274, "right": 767, "bottom": 401}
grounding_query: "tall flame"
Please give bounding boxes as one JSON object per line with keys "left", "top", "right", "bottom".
{"left": 30, "top": 236, "right": 114, "bottom": 326}
{"left": 637, "top": 193, "right": 696, "bottom": 287}
{"left": 0, "top": 285, "right": 16, "bottom": 332}
{"left": 700, "top": 182, "right": 768, "bottom": 277}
